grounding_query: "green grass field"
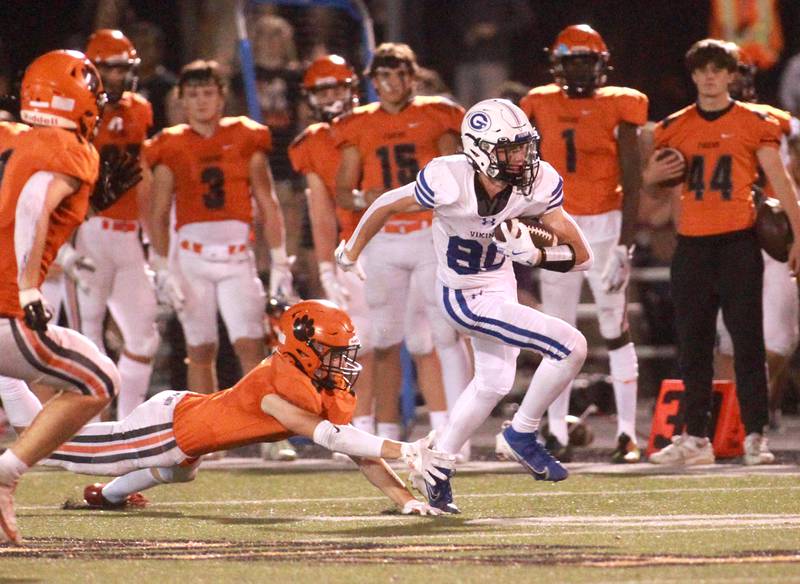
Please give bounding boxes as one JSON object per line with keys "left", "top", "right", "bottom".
{"left": 2, "top": 465, "right": 800, "bottom": 583}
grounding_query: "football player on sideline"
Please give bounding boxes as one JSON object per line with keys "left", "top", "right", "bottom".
{"left": 30, "top": 301, "right": 452, "bottom": 516}
{"left": 644, "top": 40, "right": 800, "bottom": 466}
{"left": 144, "top": 60, "right": 294, "bottom": 394}
{"left": 518, "top": 25, "right": 648, "bottom": 462}
{"left": 333, "top": 43, "right": 471, "bottom": 442}
{"left": 0, "top": 50, "right": 121, "bottom": 545}
{"left": 288, "top": 55, "right": 382, "bottom": 436}
{"left": 69, "top": 29, "right": 158, "bottom": 420}
{"left": 337, "top": 98, "right": 592, "bottom": 512}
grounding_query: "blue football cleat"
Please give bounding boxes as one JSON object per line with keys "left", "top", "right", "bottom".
{"left": 423, "top": 466, "right": 460, "bottom": 514}
{"left": 500, "top": 426, "right": 569, "bottom": 482}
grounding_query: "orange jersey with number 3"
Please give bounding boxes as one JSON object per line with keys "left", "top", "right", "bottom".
{"left": 0, "top": 127, "right": 99, "bottom": 317}
{"left": 143, "top": 116, "right": 271, "bottom": 229}
{"left": 289, "top": 122, "right": 364, "bottom": 240}
{"left": 94, "top": 92, "right": 153, "bottom": 221}
{"left": 172, "top": 352, "right": 356, "bottom": 456}
{"left": 332, "top": 96, "right": 463, "bottom": 228}
{"left": 520, "top": 84, "right": 648, "bottom": 216}
{"left": 654, "top": 101, "right": 782, "bottom": 236}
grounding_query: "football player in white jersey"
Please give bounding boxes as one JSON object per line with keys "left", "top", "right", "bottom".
{"left": 337, "top": 99, "right": 592, "bottom": 512}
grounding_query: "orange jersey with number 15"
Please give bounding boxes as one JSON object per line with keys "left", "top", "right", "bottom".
{"left": 93, "top": 91, "right": 153, "bottom": 221}
{"left": 289, "top": 122, "right": 364, "bottom": 240}
{"left": 654, "top": 101, "right": 782, "bottom": 237}
{"left": 520, "top": 84, "right": 648, "bottom": 216}
{"left": 172, "top": 352, "right": 356, "bottom": 456}
{"left": 142, "top": 116, "right": 271, "bottom": 230}
{"left": 332, "top": 96, "right": 463, "bottom": 230}
{"left": 0, "top": 127, "right": 99, "bottom": 317}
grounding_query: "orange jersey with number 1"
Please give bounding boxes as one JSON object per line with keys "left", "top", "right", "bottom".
{"left": 142, "top": 116, "right": 271, "bottom": 230}
{"left": 0, "top": 127, "right": 99, "bottom": 317}
{"left": 172, "top": 352, "right": 356, "bottom": 456}
{"left": 520, "top": 84, "right": 649, "bottom": 216}
{"left": 93, "top": 91, "right": 153, "bottom": 221}
{"left": 289, "top": 122, "right": 364, "bottom": 240}
{"left": 654, "top": 101, "right": 782, "bottom": 236}
{"left": 332, "top": 96, "right": 464, "bottom": 230}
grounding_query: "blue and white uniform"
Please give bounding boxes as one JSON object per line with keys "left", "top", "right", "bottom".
{"left": 412, "top": 154, "right": 586, "bottom": 419}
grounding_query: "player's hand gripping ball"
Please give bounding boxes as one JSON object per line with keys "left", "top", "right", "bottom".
{"left": 493, "top": 217, "right": 558, "bottom": 247}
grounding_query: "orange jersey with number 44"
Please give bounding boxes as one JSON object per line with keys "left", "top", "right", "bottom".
{"left": 143, "top": 116, "right": 271, "bottom": 229}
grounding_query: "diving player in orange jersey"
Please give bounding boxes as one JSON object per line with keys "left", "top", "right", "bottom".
{"left": 35, "top": 300, "right": 452, "bottom": 516}
{"left": 333, "top": 43, "right": 471, "bottom": 444}
{"left": 0, "top": 50, "right": 122, "bottom": 545}
{"left": 144, "top": 60, "right": 294, "bottom": 394}
{"left": 644, "top": 40, "right": 800, "bottom": 466}
{"left": 519, "top": 25, "right": 648, "bottom": 462}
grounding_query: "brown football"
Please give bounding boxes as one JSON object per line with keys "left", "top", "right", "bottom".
{"left": 755, "top": 197, "right": 793, "bottom": 262}
{"left": 654, "top": 147, "right": 687, "bottom": 188}
{"left": 494, "top": 217, "right": 559, "bottom": 247}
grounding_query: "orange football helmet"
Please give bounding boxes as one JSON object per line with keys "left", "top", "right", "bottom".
{"left": 20, "top": 50, "right": 106, "bottom": 139}
{"left": 86, "top": 29, "right": 140, "bottom": 101}
{"left": 303, "top": 55, "right": 358, "bottom": 122}
{"left": 277, "top": 300, "right": 361, "bottom": 392}
{"left": 549, "top": 24, "right": 610, "bottom": 98}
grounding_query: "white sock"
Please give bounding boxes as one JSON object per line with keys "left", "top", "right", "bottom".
{"left": 608, "top": 342, "right": 638, "bottom": 439}
{"left": 428, "top": 410, "right": 449, "bottom": 434}
{"left": 517, "top": 348, "right": 585, "bottom": 439}
{"left": 117, "top": 355, "right": 154, "bottom": 420}
{"left": 544, "top": 385, "right": 571, "bottom": 444}
{"left": 438, "top": 341, "right": 471, "bottom": 411}
{"left": 0, "top": 449, "right": 29, "bottom": 486}
{"left": 0, "top": 376, "right": 42, "bottom": 427}
{"left": 376, "top": 422, "right": 402, "bottom": 441}
{"left": 102, "top": 468, "right": 161, "bottom": 504}
{"left": 438, "top": 380, "right": 500, "bottom": 454}
{"left": 351, "top": 415, "right": 375, "bottom": 434}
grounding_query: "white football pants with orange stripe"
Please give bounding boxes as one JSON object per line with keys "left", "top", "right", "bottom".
{"left": 42, "top": 390, "right": 191, "bottom": 476}
{"left": 0, "top": 318, "right": 119, "bottom": 401}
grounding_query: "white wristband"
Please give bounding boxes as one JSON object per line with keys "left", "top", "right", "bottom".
{"left": 312, "top": 420, "right": 384, "bottom": 458}
{"left": 352, "top": 189, "right": 366, "bottom": 210}
{"left": 318, "top": 261, "right": 335, "bottom": 276}
{"left": 149, "top": 252, "right": 168, "bottom": 272}
{"left": 19, "top": 288, "right": 42, "bottom": 306}
{"left": 270, "top": 246, "right": 289, "bottom": 265}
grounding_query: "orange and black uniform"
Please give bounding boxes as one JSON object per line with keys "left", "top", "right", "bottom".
{"left": 653, "top": 100, "right": 782, "bottom": 436}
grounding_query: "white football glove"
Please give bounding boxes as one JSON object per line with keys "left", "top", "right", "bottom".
{"left": 149, "top": 253, "right": 185, "bottom": 311}
{"left": 401, "top": 499, "right": 445, "bottom": 516}
{"left": 334, "top": 240, "right": 366, "bottom": 281}
{"left": 318, "top": 261, "right": 350, "bottom": 308}
{"left": 601, "top": 244, "right": 633, "bottom": 293}
{"left": 492, "top": 220, "right": 542, "bottom": 266}
{"left": 399, "top": 431, "right": 456, "bottom": 486}
{"left": 56, "top": 244, "right": 96, "bottom": 293}
{"left": 269, "top": 247, "right": 296, "bottom": 300}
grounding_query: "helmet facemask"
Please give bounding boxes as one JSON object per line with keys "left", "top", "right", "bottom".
{"left": 96, "top": 61, "right": 139, "bottom": 103}
{"left": 552, "top": 53, "right": 608, "bottom": 98}
{"left": 307, "top": 81, "right": 357, "bottom": 122}
{"left": 311, "top": 341, "right": 362, "bottom": 393}
{"left": 730, "top": 62, "right": 757, "bottom": 102}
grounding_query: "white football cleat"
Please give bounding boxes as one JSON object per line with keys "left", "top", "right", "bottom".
{"left": 495, "top": 420, "right": 515, "bottom": 461}
{"left": 649, "top": 434, "right": 715, "bottom": 466}
{"left": 743, "top": 433, "right": 775, "bottom": 466}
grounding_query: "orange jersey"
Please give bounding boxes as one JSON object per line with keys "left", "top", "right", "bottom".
{"left": 654, "top": 101, "right": 782, "bottom": 236}
{"left": 520, "top": 84, "right": 648, "bottom": 216}
{"left": 0, "top": 121, "right": 30, "bottom": 147}
{"left": 746, "top": 102, "right": 794, "bottom": 198}
{"left": 94, "top": 92, "right": 153, "bottom": 221}
{"left": 172, "top": 352, "right": 355, "bottom": 457}
{"left": 0, "top": 128, "right": 99, "bottom": 317}
{"left": 289, "top": 122, "right": 364, "bottom": 240}
{"left": 142, "top": 116, "right": 271, "bottom": 230}
{"left": 332, "top": 96, "right": 463, "bottom": 228}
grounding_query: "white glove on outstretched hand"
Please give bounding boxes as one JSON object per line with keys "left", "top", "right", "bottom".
{"left": 318, "top": 261, "right": 350, "bottom": 308}
{"left": 149, "top": 252, "right": 185, "bottom": 311}
{"left": 493, "top": 220, "right": 542, "bottom": 266}
{"left": 401, "top": 499, "right": 445, "bottom": 516}
{"left": 601, "top": 244, "right": 632, "bottom": 293}
{"left": 56, "top": 244, "right": 96, "bottom": 293}
{"left": 334, "top": 240, "right": 366, "bottom": 280}
{"left": 399, "top": 431, "right": 456, "bottom": 486}
{"left": 269, "top": 247, "right": 296, "bottom": 300}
